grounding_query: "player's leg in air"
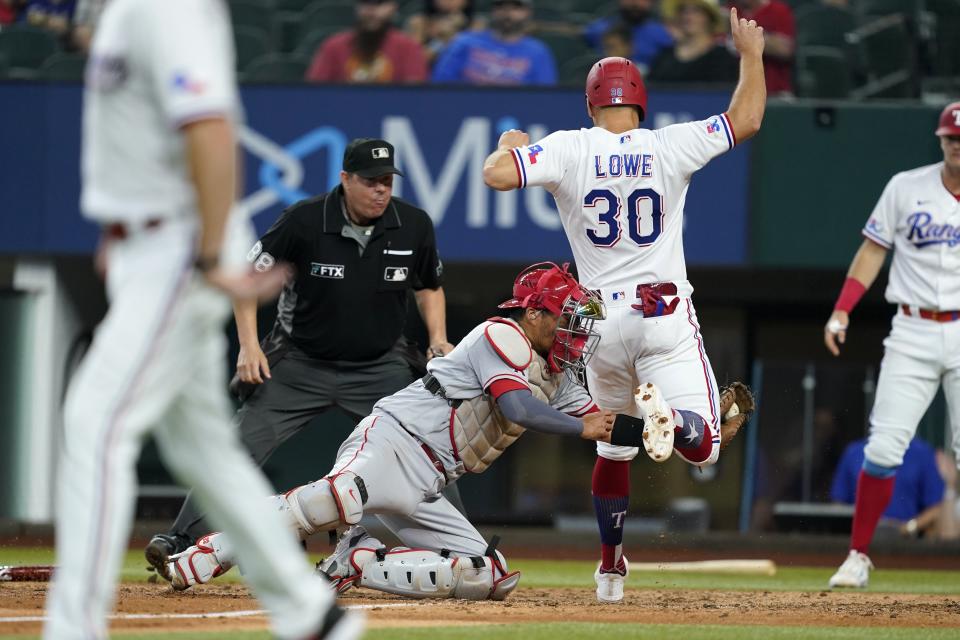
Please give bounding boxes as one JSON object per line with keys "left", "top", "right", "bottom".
{"left": 829, "top": 345, "right": 941, "bottom": 588}
{"left": 588, "top": 297, "right": 723, "bottom": 603}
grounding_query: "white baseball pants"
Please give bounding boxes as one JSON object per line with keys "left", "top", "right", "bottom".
{"left": 44, "top": 218, "right": 332, "bottom": 640}
{"left": 865, "top": 310, "right": 960, "bottom": 468}
{"left": 588, "top": 297, "right": 721, "bottom": 463}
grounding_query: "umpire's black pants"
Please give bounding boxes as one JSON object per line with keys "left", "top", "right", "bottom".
{"left": 168, "top": 344, "right": 465, "bottom": 541}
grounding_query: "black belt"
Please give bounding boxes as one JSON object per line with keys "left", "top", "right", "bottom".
{"left": 421, "top": 373, "right": 462, "bottom": 408}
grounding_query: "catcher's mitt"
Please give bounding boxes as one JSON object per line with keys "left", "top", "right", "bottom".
{"left": 719, "top": 382, "right": 755, "bottom": 450}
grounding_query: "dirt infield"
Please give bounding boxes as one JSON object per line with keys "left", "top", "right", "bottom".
{"left": 3, "top": 581, "right": 960, "bottom": 636}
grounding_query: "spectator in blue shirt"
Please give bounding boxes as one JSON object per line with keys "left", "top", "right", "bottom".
{"left": 431, "top": 0, "right": 556, "bottom": 86}
{"left": 584, "top": 0, "right": 674, "bottom": 74}
{"left": 831, "top": 438, "right": 946, "bottom": 537}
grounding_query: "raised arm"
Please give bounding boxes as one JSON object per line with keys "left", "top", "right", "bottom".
{"left": 726, "top": 8, "right": 766, "bottom": 143}
{"left": 824, "top": 238, "right": 889, "bottom": 356}
{"left": 483, "top": 129, "right": 529, "bottom": 191}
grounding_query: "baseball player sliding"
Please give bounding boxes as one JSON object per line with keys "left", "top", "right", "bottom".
{"left": 825, "top": 101, "right": 960, "bottom": 589}
{"left": 159, "top": 263, "right": 661, "bottom": 600}
{"left": 42, "top": 1, "right": 359, "bottom": 639}
{"left": 482, "top": 8, "right": 766, "bottom": 602}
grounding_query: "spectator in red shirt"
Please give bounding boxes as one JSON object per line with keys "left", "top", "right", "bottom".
{"left": 306, "top": 0, "right": 428, "bottom": 84}
{"left": 732, "top": 0, "right": 795, "bottom": 95}
{"left": 0, "top": 0, "right": 21, "bottom": 25}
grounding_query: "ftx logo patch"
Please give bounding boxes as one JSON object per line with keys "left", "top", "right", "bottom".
{"left": 384, "top": 267, "right": 408, "bottom": 282}
{"left": 311, "top": 263, "right": 344, "bottom": 278}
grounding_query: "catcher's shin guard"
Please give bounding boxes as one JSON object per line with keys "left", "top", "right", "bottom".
{"left": 358, "top": 548, "right": 520, "bottom": 600}
{"left": 271, "top": 472, "right": 368, "bottom": 540}
{"left": 168, "top": 533, "right": 234, "bottom": 591}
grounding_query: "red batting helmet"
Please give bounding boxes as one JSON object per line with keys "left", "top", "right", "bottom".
{"left": 936, "top": 101, "right": 960, "bottom": 137}
{"left": 585, "top": 56, "right": 647, "bottom": 121}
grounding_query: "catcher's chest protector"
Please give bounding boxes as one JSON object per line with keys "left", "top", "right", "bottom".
{"left": 452, "top": 354, "right": 562, "bottom": 473}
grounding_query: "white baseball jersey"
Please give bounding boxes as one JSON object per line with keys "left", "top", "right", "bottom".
{"left": 510, "top": 114, "right": 736, "bottom": 295}
{"left": 81, "top": 0, "right": 238, "bottom": 223}
{"left": 861, "top": 162, "right": 960, "bottom": 311}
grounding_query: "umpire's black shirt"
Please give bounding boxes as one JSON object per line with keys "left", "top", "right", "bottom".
{"left": 251, "top": 186, "right": 442, "bottom": 361}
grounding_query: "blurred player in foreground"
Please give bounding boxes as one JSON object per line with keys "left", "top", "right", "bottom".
{"left": 160, "top": 263, "right": 664, "bottom": 600}
{"left": 824, "top": 101, "right": 960, "bottom": 589}
{"left": 42, "top": 1, "right": 360, "bottom": 638}
{"left": 481, "top": 8, "right": 765, "bottom": 602}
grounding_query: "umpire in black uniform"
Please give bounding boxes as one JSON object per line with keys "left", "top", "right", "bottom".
{"left": 145, "top": 138, "right": 457, "bottom": 572}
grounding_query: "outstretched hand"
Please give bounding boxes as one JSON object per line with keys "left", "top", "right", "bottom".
{"left": 581, "top": 410, "right": 615, "bottom": 443}
{"left": 730, "top": 7, "right": 765, "bottom": 58}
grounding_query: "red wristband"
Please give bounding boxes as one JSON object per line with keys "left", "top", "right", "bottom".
{"left": 834, "top": 277, "right": 866, "bottom": 313}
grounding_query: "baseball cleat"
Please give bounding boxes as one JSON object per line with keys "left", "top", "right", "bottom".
{"left": 302, "top": 604, "right": 365, "bottom": 640}
{"left": 144, "top": 533, "right": 192, "bottom": 582}
{"left": 317, "top": 525, "right": 383, "bottom": 594}
{"left": 828, "top": 550, "right": 873, "bottom": 588}
{"left": 594, "top": 557, "right": 629, "bottom": 603}
{"left": 635, "top": 383, "right": 674, "bottom": 462}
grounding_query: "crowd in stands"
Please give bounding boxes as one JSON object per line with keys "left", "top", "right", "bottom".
{"left": 0, "top": 0, "right": 957, "bottom": 100}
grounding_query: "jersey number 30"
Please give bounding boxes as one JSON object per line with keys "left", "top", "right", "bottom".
{"left": 584, "top": 188, "right": 663, "bottom": 247}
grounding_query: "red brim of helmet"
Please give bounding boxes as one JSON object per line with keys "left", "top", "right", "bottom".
{"left": 936, "top": 126, "right": 960, "bottom": 137}
{"left": 497, "top": 298, "right": 525, "bottom": 309}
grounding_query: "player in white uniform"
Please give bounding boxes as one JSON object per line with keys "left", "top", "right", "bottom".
{"left": 482, "top": 9, "right": 766, "bottom": 602}
{"left": 825, "top": 101, "right": 960, "bottom": 589}
{"left": 43, "top": 2, "right": 360, "bottom": 639}
{"left": 158, "top": 263, "right": 662, "bottom": 600}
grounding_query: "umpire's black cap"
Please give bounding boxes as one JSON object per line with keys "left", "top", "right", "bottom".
{"left": 342, "top": 138, "right": 404, "bottom": 178}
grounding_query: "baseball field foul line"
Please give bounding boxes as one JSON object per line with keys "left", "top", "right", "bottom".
{"left": 0, "top": 602, "right": 417, "bottom": 624}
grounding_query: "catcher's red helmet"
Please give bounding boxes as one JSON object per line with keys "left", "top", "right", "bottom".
{"left": 585, "top": 56, "right": 647, "bottom": 121}
{"left": 935, "top": 101, "right": 960, "bottom": 137}
{"left": 498, "top": 262, "right": 585, "bottom": 315}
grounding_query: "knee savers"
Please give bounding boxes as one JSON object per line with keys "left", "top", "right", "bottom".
{"left": 270, "top": 472, "right": 368, "bottom": 539}
{"left": 355, "top": 548, "right": 520, "bottom": 600}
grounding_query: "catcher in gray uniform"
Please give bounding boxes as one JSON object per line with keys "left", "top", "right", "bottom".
{"left": 162, "top": 262, "right": 658, "bottom": 600}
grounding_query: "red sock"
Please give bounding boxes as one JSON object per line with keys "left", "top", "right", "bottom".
{"left": 850, "top": 469, "right": 895, "bottom": 554}
{"left": 592, "top": 457, "right": 630, "bottom": 572}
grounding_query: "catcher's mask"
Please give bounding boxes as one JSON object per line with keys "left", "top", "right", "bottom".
{"left": 498, "top": 262, "right": 606, "bottom": 383}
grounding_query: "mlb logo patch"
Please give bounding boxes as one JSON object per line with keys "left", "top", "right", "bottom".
{"left": 311, "top": 263, "right": 345, "bottom": 279}
{"left": 611, "top": 291, "right": 626, "bottom": 301}
{"left": 372, "top": 147, "right": 390, "bottom": 159}
{"left": 171, "top": 71, "right": 206, "bottom": 94}
{"left": 620, "top": 134, "right": 631, "bottom": 144}
{"left": 384, "top": 267, "right": 408, "bottom": 282}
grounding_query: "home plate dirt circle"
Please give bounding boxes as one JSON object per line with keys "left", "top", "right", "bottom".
{"left": 2, "top": 582, "right": 959, "bottom": 635}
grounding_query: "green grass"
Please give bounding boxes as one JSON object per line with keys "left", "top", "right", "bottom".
{"left": 6, "top": 624, "right": 960, "bottom": 640}
{"left": 3, "top": 548, "right": 960, "bottom": 594}
{"left": 3, "top": 547, "right": 960, "bottom": 639}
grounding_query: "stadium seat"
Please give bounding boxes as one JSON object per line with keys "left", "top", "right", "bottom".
{"left": 39, "top": 53, "right": 87, "bottom": 82}
{"left": 926, "top": 0, "right": 960, "bottom": 77}
{"left": 301, "top": 0, "right": 356, "bottom": 29}
{"left": 795, "top": 46, "right": 851, "bottom": 98}
{"left": 0, "top": 52, "right": 9, "bottom": 79}
{"left": 857, "top": 0, "right": 921, "bottom": 19}
{"left": 295, "top": 26, "right": 345, "bottom": 59}
{"left": 535, "top": 32, "right": 592, "bottom": 66}
{"left": 228, "top": 0, "right": 275, "bottom": 33}
{"left": 242, "top": 53, "right": 309, "bottom": 83}
{"left": 795, "top": 5, "right": 857, "bottom": 48}
{"left": 234, "top": 26, "right": 272, "bottom": 71}
{"left": 559, "top": 52, "right": 597, "bottom": 87}
{"left": 275, "top": 0, "right": 315, "bottom": 10}
{"left": 848, "top": 15, "right": 916, "bottom": 98}
{"left": 0, "top": 26, "right": 59, "bottom": 73}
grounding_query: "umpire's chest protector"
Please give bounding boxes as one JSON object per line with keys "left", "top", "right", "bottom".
{"left": 452, "top": 350, "right": 562, "bottom": 473}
